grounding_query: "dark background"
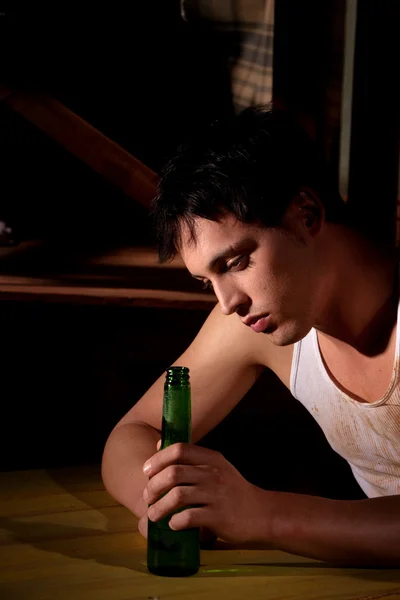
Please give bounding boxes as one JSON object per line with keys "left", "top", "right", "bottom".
{"left": 2, "top": 2, "right": 398, "bottom": 502}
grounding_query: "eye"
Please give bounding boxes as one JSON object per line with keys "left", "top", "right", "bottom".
{"left": 227, "top": 255, "right": 249, "bottom": 271}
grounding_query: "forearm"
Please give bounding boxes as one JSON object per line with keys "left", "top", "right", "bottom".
{"left": 101, "top": 421, "right": 160, "bottom": 518}
{"left": 260, "top": 489, "right": 400, "bottom": 567}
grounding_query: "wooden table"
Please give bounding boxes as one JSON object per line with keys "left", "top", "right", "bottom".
{"left": 1, "top": 466, "right": 400, "bottom": 599}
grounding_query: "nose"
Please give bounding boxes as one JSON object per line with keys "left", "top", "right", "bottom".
{"left": 214, "top": 280, "right": 249, "bottom": 316}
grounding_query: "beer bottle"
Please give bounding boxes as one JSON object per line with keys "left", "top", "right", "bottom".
{"left": 147, "top": 366, "right": 200, "bottom": 576}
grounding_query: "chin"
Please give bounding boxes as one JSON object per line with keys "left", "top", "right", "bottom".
{"left": 265, "top": 321, "right": 312, "bottom": 347}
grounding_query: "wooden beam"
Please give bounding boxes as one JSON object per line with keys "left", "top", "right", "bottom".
{"left": 0, "top": 241, "right": 183, "bottom": 269}
{"left": 3, "top": 91, "right": 159, "bottom": 209}
{"left": 0, "top": 277, "right": 216, "bottom": 310}
{"left": 0, "top": 241, "right": 215, "bottom": 308}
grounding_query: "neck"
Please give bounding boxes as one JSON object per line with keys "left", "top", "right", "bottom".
{"left": 314, "top": 225, "right": 398, "bottom": 356}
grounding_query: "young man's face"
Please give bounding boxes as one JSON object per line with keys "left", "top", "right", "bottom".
{"left": 180, "top": 210, "right": 323, "bottom": 346}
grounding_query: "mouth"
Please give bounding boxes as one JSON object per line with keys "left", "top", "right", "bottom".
{"left": 243, "top": 314, "right": 271, "bottom": 333}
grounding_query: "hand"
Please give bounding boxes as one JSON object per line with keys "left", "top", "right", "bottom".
{"left": 138, "top": 513, "right": 217, "bottom": 546}
{"left": 139, "top": 442, "right": 272, "bottom": 544}
{"left": 137, "top": 441, "right": 216, "bottom": 545}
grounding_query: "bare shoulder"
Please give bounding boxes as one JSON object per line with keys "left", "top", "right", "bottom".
{"left": 186, "top": 303, "right": 293, "bottom": 388}
{"left": 119, "top": 303, "right": 293, "bottom": 443}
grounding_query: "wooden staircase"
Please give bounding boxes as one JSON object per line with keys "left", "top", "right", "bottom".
{"left": 0, "top": 88, "right": 215, "bottom": 311}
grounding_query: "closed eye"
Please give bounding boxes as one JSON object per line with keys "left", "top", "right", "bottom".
{"left": 194, "top": 254, "right": 252, "bottom": 290}
{"left": 227, "top": 255, "right": 251, "bottom": 271}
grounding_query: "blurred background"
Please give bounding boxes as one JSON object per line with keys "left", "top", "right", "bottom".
{"left": 0, "top": 1, "right": 399, "bottom": 501}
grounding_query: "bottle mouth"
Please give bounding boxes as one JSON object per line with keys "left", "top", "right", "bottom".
{"left": 166, "top": 366, "right": 190, "bottom": 384}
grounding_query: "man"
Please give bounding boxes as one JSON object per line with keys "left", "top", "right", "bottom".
{"left": 101, "top": 107, "right": 400, "bottom": 566}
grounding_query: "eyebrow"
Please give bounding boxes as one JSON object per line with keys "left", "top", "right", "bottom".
{"left": 191, "top": 238, "right": 254, "bottom": 279}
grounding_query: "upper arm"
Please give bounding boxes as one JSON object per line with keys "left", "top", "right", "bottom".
{"left": 115, "top": 303, "right": 274, "bottom": 443}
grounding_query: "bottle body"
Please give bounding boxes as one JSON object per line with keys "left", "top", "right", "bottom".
{"left": 147, "top": 366, "right": 200, "bottom": 577}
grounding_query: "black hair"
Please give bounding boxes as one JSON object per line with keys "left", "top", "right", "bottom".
{"left": 152, "top": 106, "right": 346, "bottom": 262}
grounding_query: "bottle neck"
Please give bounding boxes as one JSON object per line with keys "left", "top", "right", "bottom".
{"left": 162, "top": 381, "right": 191, "bottom": 447}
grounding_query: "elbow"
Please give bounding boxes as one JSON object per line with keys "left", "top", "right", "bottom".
{"left": 100, "top": 431, "right": 116, "bottom": 497}
{"left": 100, "top": 423, "right": 127, "bottom": 497}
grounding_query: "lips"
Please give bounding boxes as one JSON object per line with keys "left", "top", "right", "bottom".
{"left": 244, "top": 314, "right": 271, "bottom": 333}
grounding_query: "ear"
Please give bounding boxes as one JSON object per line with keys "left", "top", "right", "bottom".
{"left": 282, "top": 187, "right": 325, "bottom": 239}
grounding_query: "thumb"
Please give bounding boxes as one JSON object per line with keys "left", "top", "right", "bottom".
{"left": 138, "top": 515, "right": 148, "bottom": 539}
{"left": 139, "top": 513, "right": 216, "bottom": 545}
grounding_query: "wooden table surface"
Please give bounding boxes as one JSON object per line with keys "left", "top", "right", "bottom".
{"left": 1, "top": 466, "right": 400, "bottom": 600}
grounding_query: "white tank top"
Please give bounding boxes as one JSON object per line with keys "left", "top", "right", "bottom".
{"left": 290, "top": 299, "right": 400, "bottom": 498}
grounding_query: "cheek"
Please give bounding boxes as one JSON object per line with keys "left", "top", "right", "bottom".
{"left": 261, "top": 262, "right": 309, "bottom": 313}
{"left": 252, "top": 270, "right": 282, "bottom": 308}
{"left": 249, "top": 242, "right": 312, "bottom": 306}
{"left": 273, "top": 247, "right": 313, "bottom": 294}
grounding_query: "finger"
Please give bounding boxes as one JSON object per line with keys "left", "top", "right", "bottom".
{"left": 169, "top": 507, "right": 207, "bottom": 532}
{"left": 148, "top": 485, "right": 210, "bottom": 523}
{"left": 144, "top": 464, "right": 216, "bottom": 504}
{"left": 134, "top": 496, "right": 149, "bottom": 518}
{"left": 143, "top": 443, "right": 220, "bottom": 477}
{"left": 156, "top": 439, "right": 161, "bottom": 451}
{"left": 138, "top": 515, "right": 148, "bottom": 539}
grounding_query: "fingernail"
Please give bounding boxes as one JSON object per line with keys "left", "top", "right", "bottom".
{"left": 143, "top": 488, "right": 149, "bottom": 502}
{"left": 143, "top": 461, "right": 151, "bottom": 474}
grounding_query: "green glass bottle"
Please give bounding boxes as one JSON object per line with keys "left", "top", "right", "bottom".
{"left": 147, "top": 366, "right": 200, "bottom": 577}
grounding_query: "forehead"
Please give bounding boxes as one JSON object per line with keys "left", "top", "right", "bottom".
{"left": 179, "top": 214, "right": 262, "bottom": 270}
